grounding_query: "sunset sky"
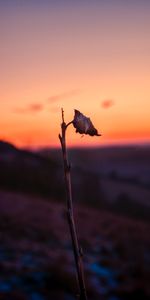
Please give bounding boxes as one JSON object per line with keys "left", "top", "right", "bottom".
{"left": 0, "top": 0, "right": 150, "bottom": 148}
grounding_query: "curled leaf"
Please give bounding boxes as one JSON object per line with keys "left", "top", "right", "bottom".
{"left": 73, "top": 109, "right": 101, "bottom": 136}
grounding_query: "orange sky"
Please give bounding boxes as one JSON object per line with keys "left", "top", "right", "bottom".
{"left": 0, "top": 1, "right": 150, "bottom": 148}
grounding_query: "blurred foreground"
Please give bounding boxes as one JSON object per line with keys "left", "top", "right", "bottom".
{"left": 0, "top": 190, "right": 150, "bottom": 300}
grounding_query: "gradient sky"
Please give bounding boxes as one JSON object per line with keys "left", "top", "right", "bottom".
{"left": 0, "top": 0, "right": 150, "bottom": 148}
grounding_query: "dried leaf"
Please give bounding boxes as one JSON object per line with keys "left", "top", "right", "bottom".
{"left": 73, "top": 109, "right": 101, "bottom": 136}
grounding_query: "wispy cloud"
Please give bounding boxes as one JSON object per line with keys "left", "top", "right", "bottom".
{"left": 13, "top": 89, "right": 81, "bottom": 115}
{"left": 48, "top": 89, "right": 81, "bottom": 103}
{"left": 101, "top": 99, "right": 114, "bottom": 109}
{"left": 14, "top": 103, "right": 44, "bottom": 114}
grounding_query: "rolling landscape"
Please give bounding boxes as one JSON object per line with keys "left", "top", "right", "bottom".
{"left": 0, "top": 140, "right": 150, "bottom": 299}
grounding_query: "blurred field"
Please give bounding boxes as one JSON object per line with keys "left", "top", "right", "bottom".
{"left": 0, "top": 190, "right": 150, "bottom": 300}
{"left": 0, "top": 140, "right": 150, "bottom": 299}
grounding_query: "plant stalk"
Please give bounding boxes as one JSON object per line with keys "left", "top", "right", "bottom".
{"left": 59, "top": 109, "right": 87, "bottom": 300}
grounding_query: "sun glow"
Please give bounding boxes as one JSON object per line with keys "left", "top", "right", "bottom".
{"left": 0, "top": 1, "right": 150, "bottom": 148}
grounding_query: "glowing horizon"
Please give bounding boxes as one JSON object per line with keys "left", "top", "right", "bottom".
{"left": 0, "top": 1, "right": 150, "bottom": 148}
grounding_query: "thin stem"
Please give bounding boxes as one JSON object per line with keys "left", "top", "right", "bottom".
{"left": 61, "top": 107, "right": 65, "bottom": 123}
{"left": 59, "top": 110, "right": 87, "bottom": 300}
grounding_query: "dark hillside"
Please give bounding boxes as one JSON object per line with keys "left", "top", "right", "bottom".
{"left": 0, "top": 140, "right": 64, "bottom": 200}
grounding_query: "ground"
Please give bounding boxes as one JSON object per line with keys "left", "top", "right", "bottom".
{"left": 0, "top": 190, "right": 150, "bottom": 300}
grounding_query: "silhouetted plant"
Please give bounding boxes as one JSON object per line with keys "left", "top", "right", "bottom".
{"left": 59, "top": 109, "right": 101, "bottom": 300}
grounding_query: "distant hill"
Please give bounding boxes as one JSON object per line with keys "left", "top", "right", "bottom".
{"left": 38, "top": 145, "right": 150, "bottom": 222}
{"left": 0, "top": 140, "right": 17, "bottom": 152}
{"left": 0, "top": 140, "right": 64, "bottom": 200}
{"left": 39, "top": 145, "right": 150, "bottom": 189}
{"left": 1, "top": 140, "right": 150, "bottom": 222}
